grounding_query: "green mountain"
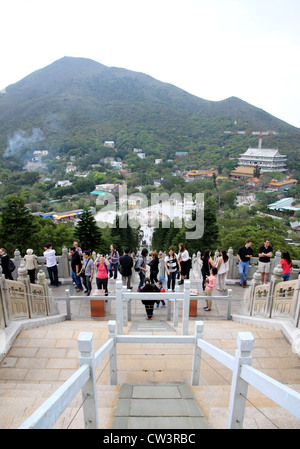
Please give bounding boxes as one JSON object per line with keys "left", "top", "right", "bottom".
{"left": 0, "top": 56, "right": 299, "bottom": 169}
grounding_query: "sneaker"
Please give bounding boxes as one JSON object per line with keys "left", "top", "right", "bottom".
{"left": 155, "top": 304, "right": 159, "bottom": 309}
{"left": 162, "top": 305, "right": 166, "bottom": 308}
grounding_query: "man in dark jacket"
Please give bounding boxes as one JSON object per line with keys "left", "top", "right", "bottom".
{"left": 0, "top": 248, "right": 13, "bottom": 280}
{"left": 119, "top": 247, "right": 133, "bottom": 289}
{"left": 140, "top": 277, "right": 160, "bottom": 320}
{"left": 69, "top": 246, "right": 83, "bottom": 292}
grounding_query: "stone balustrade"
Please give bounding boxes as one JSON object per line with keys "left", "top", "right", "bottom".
{"left": 0, "top": 263, "right": 59, "bottom": 330}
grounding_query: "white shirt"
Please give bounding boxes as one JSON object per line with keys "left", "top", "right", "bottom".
{"left": 179, "top": 249, "right": 189, "bottom": 262}
{"left": 43, "top": 249, "right": 57, "bottom": 267}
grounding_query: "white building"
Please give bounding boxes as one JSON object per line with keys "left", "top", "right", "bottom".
{"left": 104, "top": 141, "right": 115, "bottom": 148}
{"left": 238, "top": 148, "right": 287, "bottom": 173}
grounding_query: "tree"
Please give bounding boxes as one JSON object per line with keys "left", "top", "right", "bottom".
{"left": 74, "top": 210, "right": 103, "bottom": 252}
{"left": 0, "top": 194, "right": 36, "bottom": 255}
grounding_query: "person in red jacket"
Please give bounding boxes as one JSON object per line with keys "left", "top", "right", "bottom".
{"left": 280, "top": 251, "right": 292, "bottom": 282}
{"left": 95, "top": 254, "right": 109, "bottom": 296}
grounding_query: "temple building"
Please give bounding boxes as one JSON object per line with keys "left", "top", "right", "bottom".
{"left": 237, "top": 138, "right": 287, "bottom": 173}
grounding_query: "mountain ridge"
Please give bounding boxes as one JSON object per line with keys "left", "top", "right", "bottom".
{"left": 0, "top": 56, "right": 299, "bottom": 167}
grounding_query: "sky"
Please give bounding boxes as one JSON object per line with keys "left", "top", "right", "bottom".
{"left": 1, "top": 0, "right": 300, "bottom": 128}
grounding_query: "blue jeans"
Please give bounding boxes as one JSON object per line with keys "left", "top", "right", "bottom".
{"left": 71, "top": 270, "right": 83, "bottom": 290}
{"left": 282, "top": 273, "right": 290, "bottom": 282}
{"left": 239, "top": 261, "right": 249, "bottom": 284}
{"left": 109, "top": 262, "right": 118, "bottom": 279}
{"left": 167, "top": 271, "right": 177, "bottom": 290}
{"left": 138, "top": 271, "right": 145, "bottom": 290}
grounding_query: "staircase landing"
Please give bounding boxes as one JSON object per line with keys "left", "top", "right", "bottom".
{"left": 112, "top": 383, "right": 210, "bottom": 429}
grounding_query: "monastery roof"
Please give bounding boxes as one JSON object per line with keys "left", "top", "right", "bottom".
{"left": 241, "top": 148, "right": 285, "bottom": 157}
{"left": 269, "top": 179, "right": 298, "bottom": 187}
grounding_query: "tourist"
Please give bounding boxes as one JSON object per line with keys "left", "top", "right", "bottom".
{"left": 0, "top": 248, "right": 14, "bottom": 280}
{"left": 43, "top": 243, "right": 60, "bottom": 287}
{"left": 108, "top": 245, "right": 119, "bottom": 279}
{"left": 73, "top": 240, "right": 82, "bottom": 255}
{"left": 148, "top": 251, "right": 159, "bottom": 284}
{"left": 119, "top": 247, "right": 133, "bottom": 289}
{"left": 201, "top": 249, "right": 216, "bottom": 292}
{"left": 158, "top": 250, "right": 166, "bottom": 284}
{"left": 258, "top": 238, "right": 273, "bottom": 284}
{"left": 140, "top": 277, "right": 160, "bottom": 320}
{"left": 204, "top": 266, "right": 218, "bottom": 312}
{"left": 154, "top": 280, "right": 166, "bottom": 309}
{"left": 136, "top": 248, "right": 148, "bottom": 290}
{"left": 95, "top": 254, "right": 109, "bottom": 295}
{"left": 24, "top": 249, "right": 38, "bottom": 284}
{"left": 237, "top": 239, "right": 253, "bottom": 288}
{"left": 82, "top": 250, "right": 94, "bottom": 296}
{"left": 216, "top": 249, "right": 229, "bottom": 292}
{"left": 164, "top": 247, "right": 179, "bottom": 292}
{"left": 178, "top": 243, "right": 191, "bottom": 284}
{"left": 69, "top": 246, "right": 83, "bottom": 292}
{"left": 280, "top": 250, "right": 292, "bottom": 282}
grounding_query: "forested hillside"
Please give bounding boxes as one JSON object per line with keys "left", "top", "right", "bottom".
{"left": 0, "top": 56, "right": 299, "bottom": 176}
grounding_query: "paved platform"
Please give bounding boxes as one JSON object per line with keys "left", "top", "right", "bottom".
{"left": 112, "top": 384, "right": 210, "bottom": 429}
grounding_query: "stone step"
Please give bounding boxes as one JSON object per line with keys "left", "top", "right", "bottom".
{"left": 112, "top": 383, "right": 210, "bottom": 429}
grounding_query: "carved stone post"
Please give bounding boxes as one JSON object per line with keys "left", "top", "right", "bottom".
{"left": 0, "top": 266, "right": 9, "bottom": 328}
{"left": 61, "top": 246, "right": 70, "bottom": 280}
{"left": 268, "top": 264, "right": 283, "bottom": 318}
{"left": 17, "top": 262, "right": 33, "bottom": 317}
{"left": 13, "top": 249, "right": 22, "bottom": 280}
{"left": 228, "top": 247, "right": 234, "bottom": 279}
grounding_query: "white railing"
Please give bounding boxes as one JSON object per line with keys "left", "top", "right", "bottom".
{"left": 19, "top": 320, "right": 300, "bottom": 429}
{"left": 57, "top": 280, "right": 237, "bottom": 333}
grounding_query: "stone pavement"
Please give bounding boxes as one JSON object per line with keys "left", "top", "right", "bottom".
{"left": 112, "top": 383, "right": 211, "bottom": 429}
{"left": 0, "top": 277, "right": 300, "bottom": 429}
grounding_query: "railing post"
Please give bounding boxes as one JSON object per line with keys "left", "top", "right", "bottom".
{"left": 65, "top": 289, "right": 71, "bottom": 320}
{"left": 227, "top": 332, "right": 254, "bottom": 429}
{"left": 108, "top": 320, "right": 118, "bottom": 385}
{"left": 191, "top": 321, "right": 203, "bottom": 386}
{"left": 182, "top": 280, "right": 191, "bottom": 335}
{"left": 172, "top": 285, "right": 180, "bottom": 327}
{"left": 116, "top": 280, "right": 123, "bottom": 335}
{"left": 78, "top": 332, "right": 99, "bottom": 429}
{"left": 226, "top": 289, "right": 232, "bottom": 320}
{"left": 122, "top": 285, "right": 128, "bottom": 326}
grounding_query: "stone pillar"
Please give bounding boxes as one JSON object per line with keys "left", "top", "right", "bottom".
{"left": 228, "top": 247, "right": 234, "bottom": 279}
{"left": 17, "top": 262, "right": 33, "bottom": 317}
{"left": 13, "top": 249, "right": 22, "bottom": 280}
{"left": 268, "top": 264, "right": 283, "bottom": 318}
{"left": 0, "top": 266, "right": 9, "bottom": 328}
{"left": 61, "top": 246, "right": 70, "bottom": 279}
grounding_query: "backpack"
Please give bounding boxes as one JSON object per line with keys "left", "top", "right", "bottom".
{"left": 134, "top": 257, "right": 142, "bottom": 272}
{"left": 8, "top": 259, "right": 15, "bottom": 272}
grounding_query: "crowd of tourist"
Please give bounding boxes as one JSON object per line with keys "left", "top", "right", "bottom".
{"left": 0, "top": 238, "right": 295, "bottom": 319}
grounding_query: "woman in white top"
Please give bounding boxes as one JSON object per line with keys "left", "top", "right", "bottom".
{"left": 216, "top": 249, "right": 229, "bottom": 291}
{"left": 24, "top": 249, "right": 38, "bottom": 284}
{"left": 178, "top": 243, "right": 191, "bottom": 285}
{"left": 164, "top": 247, "right": 179, "bottom": 291}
